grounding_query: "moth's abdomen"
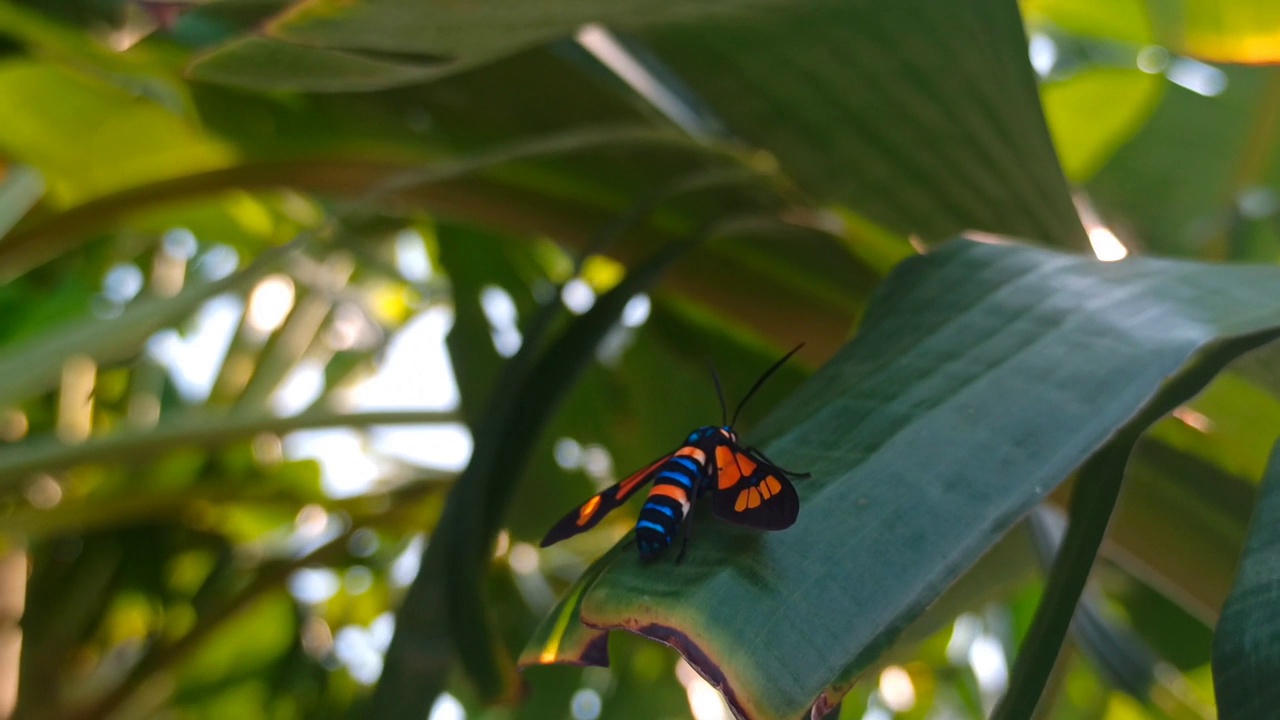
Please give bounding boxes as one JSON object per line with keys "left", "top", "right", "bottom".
{"left": 635, "top": 453, "right": 701, "bottom": 560}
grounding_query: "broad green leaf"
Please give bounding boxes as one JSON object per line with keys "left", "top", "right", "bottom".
{"left": 1040, "top": 69, "right": 1164, "bottom": 183}
{"left": 637, "top": 0, "right": 1086, "bottom": 246}
{"left": 1026, "top": 0, "right": 1280, "bottom": 66}
{"left": 188, "top": 36, "right": 447, "bottom": 92}
{"left": 1021, "top": 0, "right": 1165, "bottom": 184}
{"left": 1213, "top": 439, "right": 1280, "bottom": 717}
{"left": 0, "top": 60, "right": 233, "bottom": 206}
{"left": 535, "top": 239, "right": 1280, "bottom": 720}
{"left": 192, "top": 0, "right": 1085, "bottom": 248}
{"left": 255, "top": 0, "right": 755, "bottom": 61}
{"left": 1022, "top": 0, "right": 1154, "bottom": 45}
{"left": 1087, "top": 65, "right": 1277, "bottom": 260}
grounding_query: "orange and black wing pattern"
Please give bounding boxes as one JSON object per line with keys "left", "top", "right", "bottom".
{"left": 709, "top": 443, "right": 799, "bottom": 530}
{"left": 540, "top": 453, "right": 671, "bottom": 547}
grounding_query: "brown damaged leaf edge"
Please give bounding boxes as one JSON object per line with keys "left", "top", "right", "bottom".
{"left": 518, "top": 544, "right": 623, "bottom": 671}
{"left": 635, "top": 623, "right": 750, "bottom": 718}
{"left": 532, "top": 609, "right": 793, "bottom": 719}
{"left": 514, "top": 614, "right": 609, "bottom": 671}
{"left": 548, "top": 633, "right": 610, "bottom": 669}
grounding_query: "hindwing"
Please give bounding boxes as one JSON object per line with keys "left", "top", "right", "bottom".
{"left": 710, "top": 442, "right": 800, "bottom": 530}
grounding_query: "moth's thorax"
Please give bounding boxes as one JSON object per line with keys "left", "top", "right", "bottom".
{"left": 685, "top": 425, "right": 738, "bottom": 444}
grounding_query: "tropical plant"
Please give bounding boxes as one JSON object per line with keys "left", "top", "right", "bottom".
{"left": 0, "top": 1, "right": 1279, "bottom": 720}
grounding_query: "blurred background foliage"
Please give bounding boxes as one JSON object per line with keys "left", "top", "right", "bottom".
{"left": 0, "top": 1, "right": 1277, "bottom": 719}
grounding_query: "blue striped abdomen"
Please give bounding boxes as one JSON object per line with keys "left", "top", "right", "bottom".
{"left": 635, "top": 450, "right": 704, "bottom": 560}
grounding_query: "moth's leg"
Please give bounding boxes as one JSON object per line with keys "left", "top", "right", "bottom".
{"left": 676, "top": 508, "right": 695, "bottom": 564}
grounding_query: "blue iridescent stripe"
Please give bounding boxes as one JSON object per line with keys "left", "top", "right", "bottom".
{"left": 636, "top": 520, "right": 668, "bottom": 535}
{"left": 656, "top": 470, "right": 693, "bottom": 489}
{"left": 672, "top": 456, "right": 700, "bottom": 473}
{"left": 644, "top": 503, "right": 677, "bottom": 519}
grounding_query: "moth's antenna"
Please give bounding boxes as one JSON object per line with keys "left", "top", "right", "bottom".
{"left": 731, "top": 343, "right": 804, "bottom": 427}
{"left": 707, "top": 359, "right": 729, "bottom": 427}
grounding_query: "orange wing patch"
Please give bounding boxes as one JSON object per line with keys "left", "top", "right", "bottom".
{"left": 734, "top": 487, "right": 764, "bottom": 511}
{"left": 717, "top": 446, "right": 758, "bottom": 489}
{"left": 732, "top": 477, "right": 784, "bottom": 512}
{"left": 576, "top": 495, "right": 602, "bottom": 526}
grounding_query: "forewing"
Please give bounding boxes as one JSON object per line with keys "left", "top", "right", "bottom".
{"left": 711, "top": 443, "right": 800, "bottom": 530}
{"left": 540, "top": 454, "right": 671, "bottom": 547}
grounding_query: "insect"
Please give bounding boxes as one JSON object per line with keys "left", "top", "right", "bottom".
{"left": 540, "top": 345, "right": 808, "bottom": 561}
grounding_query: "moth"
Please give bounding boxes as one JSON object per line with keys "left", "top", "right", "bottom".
{"left": 540, "top": 345, "right": 807, "bottom": 561}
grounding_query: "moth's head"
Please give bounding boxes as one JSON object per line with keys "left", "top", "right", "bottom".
{"left": 719, "top": 426, "right": 738, "bottom": 443}
{"left": 685, "top": 426, "right": 721, "bottom": 443}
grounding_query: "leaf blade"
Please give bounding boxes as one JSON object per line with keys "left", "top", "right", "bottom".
{"left": 570, "top": 239, "right": 1280, "bottom": 720}
{"left": 1213, "top": 439, "right": 1280, "bottom": 718}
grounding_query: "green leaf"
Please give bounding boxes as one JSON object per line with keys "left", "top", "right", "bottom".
{"left": 519, "top": 543, "right": 624, "bottom": 670}
{"left": 1040, "top": 68, "right": 1164, "bottom": 183}
{"left": 0, "top": 60, "right": 233, "bottom": 207}
{"left": 247, "top": 0, "right": 756, "bottom": 61}
{"left": 545, "top": 239, "right": 1280, "bottom": 720}
{"left": 1168, "top": 0, "right": 1280, "bottom": 65}
{"left": 1109, "top": 439, "right": 1255, "bottom": 624}
{"left": 1213, "top": 439, "right": 1280, "bottom": 718}
{"left": 188, "top": 36, "right": 448, "bottom": 93}
{"left": 0, "top": 409, "right": 455, "bottom": 494}
{"left": 0, "top": 163, "right": 43, "bottom": 240}
{"left": 637, "top": 0, "right": 1086, "bottom": 246}
{"left": 192, "top": 0, "right": 1084, "bottom": 248}
{"left": 1022, "top": 0, "right": 1155, "bottom": 45}
{"left": 1087, "top": 66, "right": 1279, "bottom": 260}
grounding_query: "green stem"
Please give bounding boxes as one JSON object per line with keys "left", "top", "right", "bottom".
{"left": 0, "top": 410, "right": 456, "bottom": 490}
{"left": 991, "top": 440, "right": 1133, "bottom": 720}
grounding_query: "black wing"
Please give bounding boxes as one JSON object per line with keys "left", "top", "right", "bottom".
{"left": 540, "top": 453, "right": 671, "bottom": 547}
{"left": 709, "top": 442, "right": 800, "bottom": 530}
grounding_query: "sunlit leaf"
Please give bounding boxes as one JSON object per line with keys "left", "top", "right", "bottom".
{"left": 1178, "top": 1, "right": 1280, "bottom": 65}
{"left": 1087, "top": 65, "right": 1277, "bottom": 259}
{"left": 1022, "top": 0, "right": 1154, "bottom": 45}
{"left": 1041, "top": 69, "right": 1164, "bottom": 183}
{"left": 0, "top": 61, "right": 233, "bottom": 206}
